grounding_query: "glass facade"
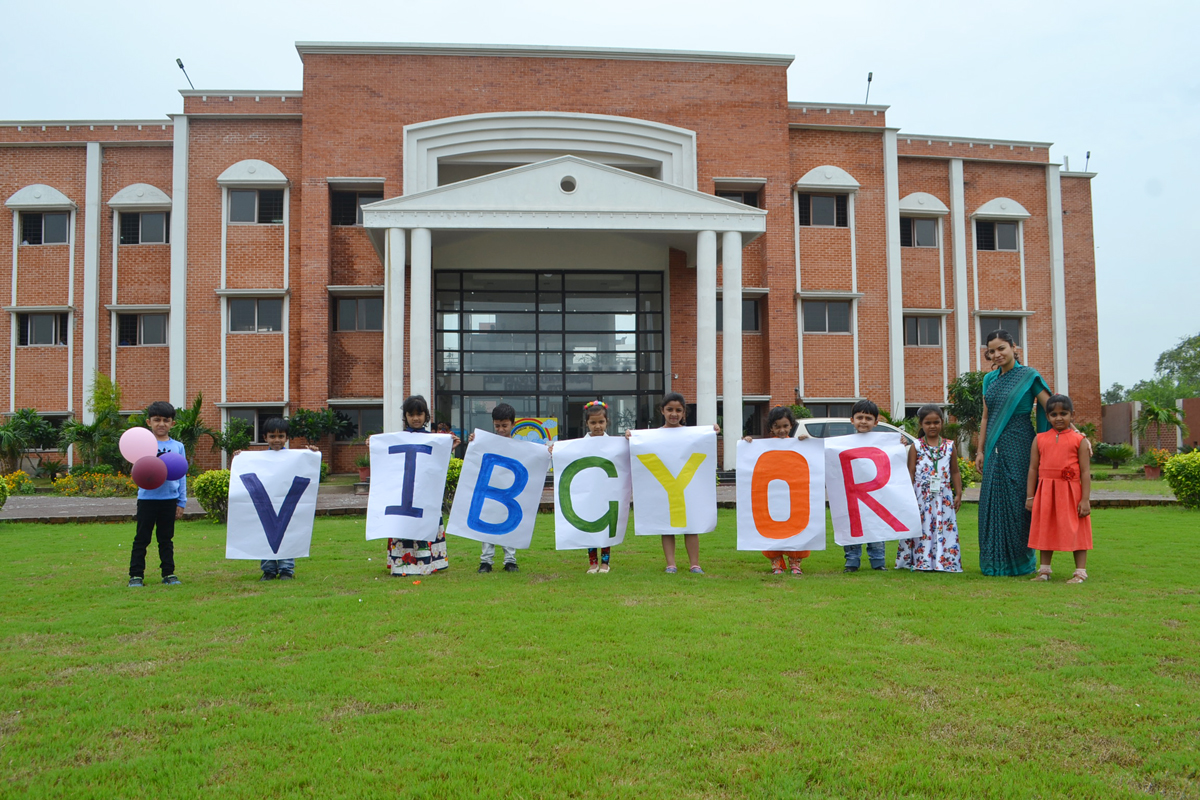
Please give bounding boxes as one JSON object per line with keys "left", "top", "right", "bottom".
{"left": 434, "top": 271, "right": 665, "bottom": 439}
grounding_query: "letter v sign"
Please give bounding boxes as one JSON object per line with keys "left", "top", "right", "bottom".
{"left": 239, "top": 474, "right": 312, "bottom": 554}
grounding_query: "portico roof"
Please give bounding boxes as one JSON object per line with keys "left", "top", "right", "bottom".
{"left": 361, "top": 156, "right": 766, "bottom": 255}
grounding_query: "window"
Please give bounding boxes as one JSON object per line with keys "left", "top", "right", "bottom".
{"left": 979, "top": 316, "right": 1022, "bottom": 346}
{"left": 334, "top": 297, "right": 384, "bottom": 331}
{"left": 228, "top": 407, "right": 286, "bottom": 444}
{"left": 900, "top": 217, "right": 938, "bottom": 248}
{"left": 20, "top": 212, "right": 69, "bottom": 245}
{"left": 797, "top": 194, "right": 848, "bottom": 227}
{"left": 803, "top": 404, "right": 854, "bottom": 421}
{"left": 229, "top": 189, "right": 285, "bottom": 224}
{"left": 976, "top": 220, "right": 1018, "bottom": 251}
{"left": 119, "top": 212, "right": 169, "bottom": 244}
{"left": 335, "top": 407, "right": 385, "bottom": 441}
{"left": 330, "top": 191, "right": 385, "bottom": 225}
{"left": 715, "top": 190, "right": 760, "bottom": 208}
{"left": 117, "top": 314, "right": 167, "bottom": 346}
{"left": 904, "top": 316, "right": 941, "bottom": 346}
{"left": 17, "top": 313, "right": 68, "bottom": 346}
{"left": 229, "top": 298, "right": 283, "bottom": 332}
{"left": 802, "top": 300, "right": 851, "bottom": 333}
{"left": 716, "top": 298, "right": 761, "bottom": 332}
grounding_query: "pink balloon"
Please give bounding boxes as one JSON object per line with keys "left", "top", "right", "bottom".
{"left": 120, "top": 427, "right": 159, "bottom": 464}
{"left": 131, "top": 456, "right": 168, "bottom": 490}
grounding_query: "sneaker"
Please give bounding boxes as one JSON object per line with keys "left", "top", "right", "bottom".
{"left": 872, "top": 565, "right": 887, "bottom": 571}
{"left": 587, "top": 563, "right": 600, "bottom": 574}
{"left": 598, "top": 563, "right": 610, "bottom": 574}
{"left": 162, "top": 575, "right": 182, "bottom": 586}
{"left": 503, "top": 562, "right": 519, "bottom": 572}
{"left": 127, "top": 576, "right": 144, "bottom": 588}
{"left": 843, "top": 566, "right": 859, "bottom": 573}
{"left": 278, "top": 573, "right": 295, "bottom": 580}
{"left": 260, "top": 573, "right": 276, "bottom": 581}
{"left": 477, "top": 562, "right": 493, "bottom": 573}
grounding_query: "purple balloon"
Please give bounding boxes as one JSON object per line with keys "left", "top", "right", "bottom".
{"left": 131, "top": 456, "right": 168, "bottom": 491}
{"left": 160, "top": 452, "right": 188, "bottom": 481}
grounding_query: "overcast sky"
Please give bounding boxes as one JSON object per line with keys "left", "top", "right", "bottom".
{"left": 2, "top": 0, "right": 1195, "bottom": 391}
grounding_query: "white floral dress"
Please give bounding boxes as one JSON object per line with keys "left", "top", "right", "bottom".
{"left": 896, "top": 439, "right": 962, "bottom": 572}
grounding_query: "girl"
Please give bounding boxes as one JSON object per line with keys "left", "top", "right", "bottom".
{"left": 628, "top": 392, "right": 719, "bottom": 575}
{"left": 386, "top": 395, "right": 460, "bottom": 577}
{"left": 896, "top": 405, "right": 963, "bottom": 573}
{"left": 1025, "top": 394, "right": 1092, "bottom": 583}
{"left": 582, "top": 400, "right": 614, "bottom": 574}
{"left": 743, "top": 405, "right": 810, "bottom": 575}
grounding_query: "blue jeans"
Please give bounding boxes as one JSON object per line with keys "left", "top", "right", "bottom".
{"left": 260, "top": 558, "right": 295, "bottom": 576}
{"left": 843, "top": 542, "right": 885, "bottom": 569}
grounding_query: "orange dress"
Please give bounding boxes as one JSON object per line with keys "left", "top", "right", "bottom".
{"left": 1028, "top": 429, "right": 1093, "bottom": 552}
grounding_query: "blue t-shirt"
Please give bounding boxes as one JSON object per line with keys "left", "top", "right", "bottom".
{"left": 137, "top": 437, "right": 188, "bottom": 507}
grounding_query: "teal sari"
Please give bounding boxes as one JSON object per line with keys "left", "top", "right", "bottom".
{"left": 977, "top": 364, "right": 1050, "bottom": 576}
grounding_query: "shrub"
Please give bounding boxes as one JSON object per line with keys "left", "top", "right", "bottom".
{"left": 70, "top": 463, "right": 114, "bottom": 477}
{"left": 958, "top": 458, "right": 981, "bottom": 487}
{"left": 36, "top": 458, "right": 66, "bottom": 479}
{"left": 442, "top": 458, "right": 463, "bottom": 515}
{"left": 3, "top": 470, "right": 37, "bottom": 496}
{"left": 354, "top": 452, "right": 370, "bottom": 469}
{"left": 1095, "top": 442, "right": 1135, "bottom": 468}
{"left": 0, "top": 478, "right": 7, "bottom": 510}
{"left": 789, "top": 404, "right": 813, "bottom": 420}
{"left": 193, "top": 469, "right": 231, "bottom": 522}
{"left": 320, "top": 461, "right": 330, "bottom": 483}
{"left": 51, "top": 472, "right": 137, "bottom": 497}
{"left": 1163, "top": 451, "right": 1200, "bottom": 509}
{"left": 1145, "top": 448, "right": 1173, "bottom": 469}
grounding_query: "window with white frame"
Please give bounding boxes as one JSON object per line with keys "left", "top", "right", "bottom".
{"left": 975, "top": 220, "right": 1018, "bottom": 251}
{"left": 229, "top": 189, "right": 285, "bottom": 224}
{"left": 334, "top": 407, "right": 384, "bottom": 440}
{"left": 118, "top": 314, "right": 168, "bottom": 346}
{"left": 802, "top": 300, "right": 851, "bottom": 333}
{"left": 899, "top": 217, "right": 938, "bottom": 248}
{"left": 20, "top": 212, "right": 69, "bottom": 245}
{"left": 334, "top": 297, "right": 384, "bottom": 331}
{"left": 903, "top": 316, "right": 941, "bottom": 346}
{"left": 804, "top": 402, "right": 854, "bottom": 419}
{"left": 228, "top": 407, "right": 286, "bottom": 444}
{"left": 796, "top": 193, "right": 848, "bottom": 227}
{"left": 716, "top": 298, "right": 761, "bottom": 332}
{"left": 228, "top": 298, "right": 283, "bottom": 332}
{"left": 715, "top": 189, "right": 760, "bottom": 208}
{"left": 330, "top": 190, "right": 384, "bottom": 226}
{"left": 979, "top": 316, "right": 1023, "bottom": 346}
{"left": 17, "top": 313, "right": 68, "bottom": 346}
{"left": 119, "top": 211, "right": 169, "bottom": 244}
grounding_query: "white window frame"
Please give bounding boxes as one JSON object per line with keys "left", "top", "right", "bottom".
{"left": 117, "top": 313, "right": 169, "bottom": 347}
{"left": 228, "top": 189, "right": 285, "bottom": 225}
{"left": 801, "top": 299, "right": 853, "bottom": 334}
{"left": 334, "top": 296, "right": 385, "bottom": 332}
{"left": 903, "top": 315, "right": 942, "bottom": 347}
{"left": 227, "top": 297, "right": 284, "bottom": 333}
{"left": 20, "top": 211, "right": 70, "bottom": 246}
{"left": 18, "top": 312, "right": 69, "bottom": 347}
{"left": 901, "top": 216, "right": 939, "bottom": 248}
{"left": 120, "top": 211, "right": 170, "bottom": 245}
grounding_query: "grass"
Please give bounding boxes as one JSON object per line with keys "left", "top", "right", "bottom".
{"left": 1, "top": 507, "right": 1198, "bottom": 799}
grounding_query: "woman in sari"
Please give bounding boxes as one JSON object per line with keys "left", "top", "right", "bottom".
{"left": 974, "top": 329, "right": 1051, "bottom": 576}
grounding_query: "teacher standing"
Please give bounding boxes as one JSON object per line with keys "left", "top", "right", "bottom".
{"left": 974, "top": 329, "right": 1051, "bottom": 576}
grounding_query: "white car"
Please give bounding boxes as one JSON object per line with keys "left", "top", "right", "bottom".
{"left": 794, "top": 417, "right": 918, "bottom": 447}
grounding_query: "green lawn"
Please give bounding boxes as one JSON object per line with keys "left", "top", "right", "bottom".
{"left": 2, "top": 507, "right": 1197, "bottom": 799}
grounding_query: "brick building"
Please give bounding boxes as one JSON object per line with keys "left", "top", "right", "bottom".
{"left": 0, "top": 42, "right": 1100, "bottom": 471}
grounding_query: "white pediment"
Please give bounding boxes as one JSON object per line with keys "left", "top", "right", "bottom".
{"left": 217, "top": 159, "right": 289, "bottom": 187}
{"left": 108, "top": 183, "right": 172, "bottom": 210}
{"left": 361, "top": 156, "right": 766, "bottom": 237}
{"left": 796, "top": 165, "right": 859, "bottom": 192}
{"left": 973, "top": 197, "right": 1031, "bottom": 219}
{"left": 6, "top": 184, "right": 75, "bottom": 210}
{"left": 899, "top": 192, "right": 949, "bottom": 216}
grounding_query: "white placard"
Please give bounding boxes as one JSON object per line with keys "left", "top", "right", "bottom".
{"left": 552, "top": 435, "right": 632, "bottom": 550}
{"left": 824, "top": 430, "right": 921, "bottom": 546}
{"left": 226, "top": 449, "right": 322, "bottom": 559}
{"left": 445, "top": 429, "right": 551, "bottom": 549}
{"left": 628, "top": 427, "right": 718, "bottom": 536}
{"left": 365, "top": 431, "right": 454, "bottom": 542}
{"left": 735, "top": 437, "right": 827, "bottom": 551}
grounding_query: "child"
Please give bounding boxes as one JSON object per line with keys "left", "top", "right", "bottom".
{"left": 387, "top": 395, "right": 459, "bottom": 577}
{"left": 1025, "top": 394, "right": 1092, "bottom": 583}
{"left": 743, "top": 405, "right": 810, "bottom": 575}
{"left": 628, "top": 392, "right": 719, "bottom": 575}
{"left": 843, "top": 399, "right": 889, "bottom": 573}
{"left": 127, "top": 401, "right": 187, "bottom": 587}
{"left": 581, "top": 400, "right": 615, "bottom": 574}
{"left": 896, "top": 405, "right": 963, "bottom": 572}
{"left": 474, "top": 403, "right": 522, "bottom": 573}
{"left": 234, "top": 417, "right": 322, "bottom": 581}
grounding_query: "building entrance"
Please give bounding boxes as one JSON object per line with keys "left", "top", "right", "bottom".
{"left": 434, "top": 270, "right": 665, "bottom": 439}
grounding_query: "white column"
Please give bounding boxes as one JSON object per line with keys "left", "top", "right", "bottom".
{"left": 949, "top": 159, "right": 970, "bottom": 376}
{"left": 81, "top": 142, "right": 102, "bottom": 423}
{"left": 1046, "top": 164, "right": 1068, "bottom": 394}
{"left": 721, "top": 230, "right": 742, "bottom": 470}
{"left": 409, "top": 227, "right": 433, "bottom": 404}
{"left": 168, "top": 115, "right": 189, "bottom": 407}
{"left": 696, "top": 230, "right": 718, "bottom": 428}
{"left": 883, "top": 130, "right": 904, "bottom": 417}
{"left": 383, "top": 228, "right": 406, "bottom": 431}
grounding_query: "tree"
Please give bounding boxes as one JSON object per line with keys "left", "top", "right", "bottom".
{"left": 8, "top": 408, "right": 57, "bottom": 469}
{"left": 1134, "top": 401, "right": 1189, "bottom": 447}
{"left": 0, "top": 419, "right": 29, "bottom": 473}
{"left": 1102, "top": 383, "right": 1127, "bottom": 405}
{"left": 946, "top": 371, "right": 987, "bottom": 457}
{"left": 1154, "top": 331, "right": 1200, "bottom": 388}
{"left": 59, "top": 418, "right": 110, "bottom": 468}
{"left": 1128, "top": 375, "right": 1192, "bottom": 407}
{"left": 212, "top": 417, "right": 253, "bottom": 458}
{"left": 170, "top": 394, "right": 216, "bottom": 462}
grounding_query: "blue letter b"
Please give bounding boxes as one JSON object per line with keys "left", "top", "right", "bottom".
{"left": 466, "top": 453, "right": 529, "bottom": 536}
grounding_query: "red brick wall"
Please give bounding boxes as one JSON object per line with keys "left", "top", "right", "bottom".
{"left": 1061, "top": 175, "right": 1101, "bottom": 432}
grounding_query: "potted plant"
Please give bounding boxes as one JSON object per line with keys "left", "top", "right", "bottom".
{"left": 354, "top": 451, "right": 370, "bottom": 481}
{"left": 1144, "top": 448, "right": 1172, "bottom": 480}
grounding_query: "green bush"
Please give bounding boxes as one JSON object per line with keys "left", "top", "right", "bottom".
{"left": 1163, "top": 451, "right": 1200, "bottom": 509}
{"left": 958, "top": 458, "right": 981, "bottom": 487}
{"left": 442, "top": 458, "right": 463, "bottom": 515}
{"left": 320, "top": 461, "right": 330, "bottom": 482}
{"left": 0, "top": 478, "right": 7, "bottom": 511}
{"left": 789, "top": 404, "right": 813, "bottom": 420}
{"left": 3, "top": 470, "right": 37, "bottom": 495}
{"left": 193, "top": 470, "right": 231, "bottom": 522}
{"left": 70, "top": 463, "right": 114, "bottom": 477}
{"left": 1095, "top": 442, "right": 1136, "bottom": 468}
{"left": 51, "top": 472, "right": 137, "bottom": 497}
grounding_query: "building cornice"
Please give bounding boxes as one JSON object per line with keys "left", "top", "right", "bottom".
{"left": 788, "top": 101, "right": 890, "bottom": 112}
{"left": 295, "top": 41, "right": 794, "bottom": 66}
{"left": 901, "top": 133, "right": 1053, "bottom": 150}
{"left": 179, "top": 90, "right": 302, "bottom": 98}
{"left": 0, "top": 120, "right": 171, "bottom": 129}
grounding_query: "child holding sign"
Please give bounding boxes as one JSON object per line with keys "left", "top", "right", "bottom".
{"left": 843, "top": 400, "right": 889, "bottom": 573}
{"left": 1025, "top": 394, "right": 1093, "bottom": 584}
{"left": 552, "top": 400, "right": 618, "bottom": 573}
{"left": 744, "top": 406, "right": 811, "bottom": 575}
{"left": 896, "top": 405, "right": 963, "bottom": 573}
{"left": 473, "top": 403, "right": 523, "bottom": 573}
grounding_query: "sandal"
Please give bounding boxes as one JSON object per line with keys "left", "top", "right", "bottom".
{"left": 689, "top": 566, "right": 705, "bottom": 574}
{"left": 771, "top": 566, "right": 785, "bottom": 575}
{"left": 1030, "top": 565, "right": 1052, "bottom": 582}
{"left": 664, "top": 566, "right": 677, "bottom": 574}
{"left": 790, "top": 564, "right": 804, "bottom": 576}
{"left": 1066, "top": 569, "right": 1088, "bottom": 584}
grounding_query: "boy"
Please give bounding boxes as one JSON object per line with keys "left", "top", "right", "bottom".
{"left": 843, "top": 399, "right": 888, "bottom": 573}
{"left": 232, "top": 417, "right": 320, "bottom": 581}
{"left": 128, "top": 401, "right": 187, "bottom": 587}
{"left": 471, "top": 403, "right": 521, "bottom": 573}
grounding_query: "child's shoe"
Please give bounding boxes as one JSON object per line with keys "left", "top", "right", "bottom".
{"left": 477, "top": 562, "right": 493, "bottom": 573}
{"left": 843, "top": 566, "right": 859, "bottom": 573}
{"left": 278, "top": 572, "right": 295, "bottom": 580}
{"left": 127, "top": 576, "right": 144, "bottom": 588}
{"left": 503, "top": 562, "right": 519, "bottom": 572}
{"left": 872, "top": 565, "right": 887, "bottom": 571}
{"left": 587, "top": 563, "right": 600, "bottom": 574}
{"left": 770, "top": 555, "right": 786, "bottom": 575}
{"left": 1066, "top": 569, "right": 1088, "bottom": 584}
{"left": 1030, "top": 565, "right": 1052, "bottom": 582}
{"left": 260, "top": 573, "right": 276, "bottom": 581}
{"left": 599, "top": 563, "right": 610, "bottom": 574}
{"left": 162, "top": 575, "right": 182, "bottom": 586}
{"left": 689, "top": 566, "right": 705, "bottom": 574}
{"left": 788, "top": 558, "right": 804, "bottom": 576}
